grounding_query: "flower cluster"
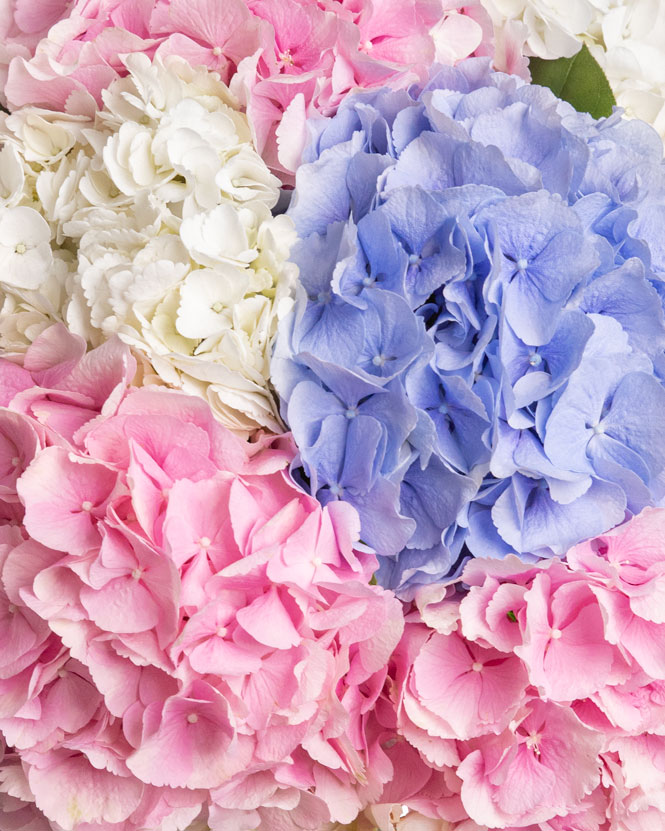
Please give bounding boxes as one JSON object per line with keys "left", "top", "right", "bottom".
{"left": 0, "top": 53, "right": 297, "bottom": 434}
{"left": 274, "top": 58, "right": 665, "bottom": 594}
{"left": 0, "top": 324, "right": 404, "bottom": 831}
{"left": 2, "top": 0, "right": 494, "bottom": 178}
{"left": 376, "top": 508, "right": 665, "bottom": 830}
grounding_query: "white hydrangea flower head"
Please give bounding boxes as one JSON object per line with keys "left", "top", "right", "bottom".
{"left": 0, "top": 54, "right": 297, "bottom": 435}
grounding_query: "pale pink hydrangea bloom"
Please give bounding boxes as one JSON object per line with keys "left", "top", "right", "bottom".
{"left": 0, "top": 323, "right": 405, "bottom": 830}
{"left": 382, "top": 509, "right": 665, "bottom": 831}
{"left": 3, "top": 0, "right": 495, "bottom": 177}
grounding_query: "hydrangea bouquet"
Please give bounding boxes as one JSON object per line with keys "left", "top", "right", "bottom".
{"left": 1, "top": 2, "right": 665, "bottom": 831}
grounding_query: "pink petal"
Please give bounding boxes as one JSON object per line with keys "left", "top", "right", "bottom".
{"left": 0, "top": 360, "right": 33, "bottom": 407}
{"left": 236, "top": 587, "right": 301, "bottom": 649}
{"left": 13, "top": 0, "right": 70, "bottom": 33}
{"left": 276, "top": 91, "right": 308, "bottom": 173}
{"left": 22, "top": 324, "right": 86, "bottom": 389}
{"left": 80, "top": 576, "right": 161, "bottom": 634}
{"left": 29, "top": 750, "right": 143, "bottom": 830}
{"left": 189, "top": 636, "right": 262, "bottom": 677}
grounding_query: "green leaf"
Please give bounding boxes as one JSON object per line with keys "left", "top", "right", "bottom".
{"left": 506, "top": 610, "right": 517, "bottom": 623}
{"left": 529, "top": 43, "right": 616, "bottom": 120}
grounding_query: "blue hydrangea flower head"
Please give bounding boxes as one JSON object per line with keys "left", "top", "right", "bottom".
{"left": 273, "top": 58, "right": 665, "bottom": 597}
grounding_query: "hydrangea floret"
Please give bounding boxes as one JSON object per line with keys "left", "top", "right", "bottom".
{"left": 274, "top": 58, "right": 665, "bottom": 594}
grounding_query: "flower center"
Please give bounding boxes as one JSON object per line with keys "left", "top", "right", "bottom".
{"left": 528, "top": 353, "right": 542, "bottom": 367}
{"left": 131, "top": 568, "right": 144, "bottom": 581}
{"left": 516, "top": 258, "right": 528, "bottom": 271}
{"left": 14, "top": 243, "right": 26, "bottom": 255}
{"left": 216, "top": 626, "right": 227, "bottom": 638}
{"left": 11, "top": 456, "right": 20, "bottom": 466}
{"left": 199, "top": 537, "right": 211, "bottom": 549}
{"left": 211, "top": 301, "right": 224, "bottom": 313}
{"left": 81, "top": 501, "right": 93, "bottom": 512}
{"left": 408, "top": 253, "right": 421, "bottom": 266}
{"left": 187, "top": 713, "right": 199, "bottom": 724}
{"left": 526, "top": 731, "right": 542, "bottom": 755}
{"left": 550, "top": 627, "right": 562, "bottom": 639}
{"left": 329, "top": 483, "right": 344, "bottom": 497}
{"left": 344, "top": 407, "right": 357, "bottom": 419}
{"left": 372, "top": 353, "right": 387, "bottom": 367}
{"left": 471, "top": 662, "right": 483, "bottom": 672}
{"left": 279, "top": 49, "right": 295, "bottom": 66}
{"left": 212, "top": 46, "right": 222, "bottom": 56}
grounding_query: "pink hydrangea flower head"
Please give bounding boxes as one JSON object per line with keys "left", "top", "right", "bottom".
{"left": 0, "top": 325, "right": 404, "bottom": 830}
{"left": 383, "top": 513, "right": 665, "bottom": 830}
